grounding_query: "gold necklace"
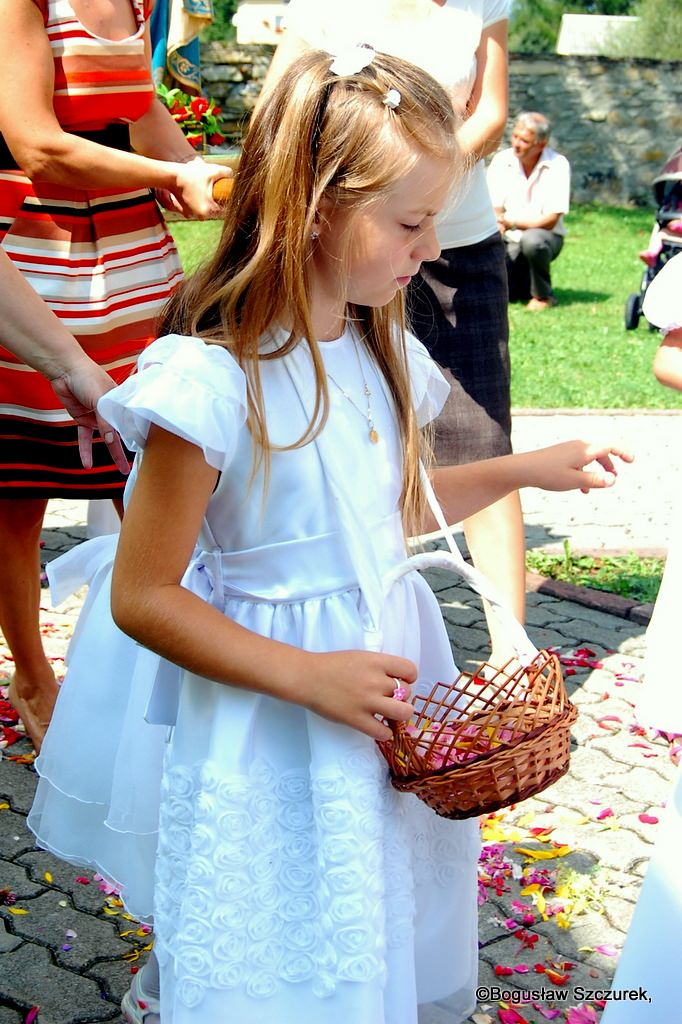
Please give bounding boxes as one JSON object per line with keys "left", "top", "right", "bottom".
{"left": 326, "top": 335, "right": 380, "bottom": 444}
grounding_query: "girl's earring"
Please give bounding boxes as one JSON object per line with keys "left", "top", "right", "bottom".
{"left": 311, "top": 230, "right": 320, "bottom": 241}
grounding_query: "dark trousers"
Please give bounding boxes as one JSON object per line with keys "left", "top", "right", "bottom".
{"left": 407, "top": 232, "right": 511, "bottom": 465}
{"left": 505, "top": 228, "right": 564, "bottom": 301}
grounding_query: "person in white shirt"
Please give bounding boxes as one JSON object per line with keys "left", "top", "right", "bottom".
{"left": 488, "top": 111, "right": 571, "bottom": 311}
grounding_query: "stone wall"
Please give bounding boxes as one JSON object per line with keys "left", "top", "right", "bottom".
{"left": 507, "top": 54, "right": 682, "bottom": 206}
{"left": 201, "top": 43, "right": 682, "bottom": 207}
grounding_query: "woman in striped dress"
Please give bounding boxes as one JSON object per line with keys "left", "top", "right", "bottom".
{"left": 0, "top": 0, "right": 229, "bottom": 751}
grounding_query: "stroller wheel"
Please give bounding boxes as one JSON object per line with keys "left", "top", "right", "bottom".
{"left": 624, "top": 292, "right": 641, "bottom": 330}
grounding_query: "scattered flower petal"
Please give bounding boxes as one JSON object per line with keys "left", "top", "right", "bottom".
{"left": 566, "top": 1006, "right": 598, "bottom": 1024}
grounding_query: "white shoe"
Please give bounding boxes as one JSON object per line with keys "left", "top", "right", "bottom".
{"left": 121, "top": 972, "right": 161, "bottom": 1024}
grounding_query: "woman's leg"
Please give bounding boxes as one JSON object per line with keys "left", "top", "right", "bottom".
{"left": 462, "top": 490, "right": 526, "bottom": 662}
{"left": 408, "top": 234, "right": 527, "bottom": 664}
{"left": 0, "top": 496, "right": 58, "bottom": 751}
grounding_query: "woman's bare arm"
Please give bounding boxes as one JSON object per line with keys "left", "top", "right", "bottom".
{"left": 457, "top": 19, "right": 508, "bottom": 160}
{"left": 0, "top": 249, "right": 127, "bottom": 470}
{"left": 0, "top": 0, "right": 227, "bottom": 217}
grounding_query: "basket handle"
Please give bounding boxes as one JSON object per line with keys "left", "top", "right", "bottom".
{"left": 381, "top": 465, "right": 540, "bottom": 667}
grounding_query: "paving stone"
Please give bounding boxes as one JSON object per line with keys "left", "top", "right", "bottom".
{"left": 86, "top": 957, "right": 139, "bottom": 1007}
{"left": 18, "top": 852, "right": 110, "bottom": 916}
{"left": 525, "top": 591, "right": 563, "bottom": 606}
{"left": 0, "top": 761, "right": 38, "bottom": 815}
{"left": 0, "top": 860, "right": 45, "bottom": 901}
{"left": 444, "top": 623, "right": 491, "bottom": 652}
{"left": 0, "top": 918, "right": 22, "bottom": 953}
{"left": 440, "top": 605, "right": 483, "bottom": 629}
{"left": 0, "top": 1007, "right": 23, "bottom": 1024}
{"left": 553, "top": 622, "right": 642, "bottom": 654}
{"left": 425, "top": 583, "right": 476, "bottom": 605}
{"left": 0, "top": 811, "right": 36, "bottom": 860}
{"left": 524, "top": 603, "right": 574, "bottom": 626}
{"left": 630, "top": 602, "right": 655, "bottom": 625}
{"left": 602, "top": 892, "right": 639, "bottom": 936}
{"left": 1, "top": 890, "right": 135, "bottom": 967}
{"left": 0, "top": 943, "right": 115, "bottom": 1024}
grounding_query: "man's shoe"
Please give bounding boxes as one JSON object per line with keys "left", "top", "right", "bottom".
{"left": 526, "top": 296, "right": 557, "bottom": 311}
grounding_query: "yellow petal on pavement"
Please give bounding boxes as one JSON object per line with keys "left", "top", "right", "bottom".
{"left": 514, "top": 845, "right": 572, "bottom": 861}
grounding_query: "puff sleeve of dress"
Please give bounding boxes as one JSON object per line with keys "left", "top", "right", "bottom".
{"left": 97, "top": 334, "right": 249, "bottom": 471}
{"left": 642, "top": 252, "right": 682, "bottom": 332}
{"left": 405, "top": 330, "right": 450, "bottom": 427}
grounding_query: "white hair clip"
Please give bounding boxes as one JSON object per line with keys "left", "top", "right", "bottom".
{"left": 329, "top": 43, "right": 376, "bottom": 77}
{"left": 383, "top": 88, "right": 401, "bottom": 109}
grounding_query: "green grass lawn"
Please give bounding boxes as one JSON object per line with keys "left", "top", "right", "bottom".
{"left": 169, "top": 219, "right": 222, "bottom": 273}
{"left": 508, "top": 204, "right": 675, "bottom": 409}
{"left": 170, "top": 204, "right": 677, "bottom": 409}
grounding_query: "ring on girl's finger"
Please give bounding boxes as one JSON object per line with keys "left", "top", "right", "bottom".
{"left": 392, "top": 680, "right": 407, "bottom": 701}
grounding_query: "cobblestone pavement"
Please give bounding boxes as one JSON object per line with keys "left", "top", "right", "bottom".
{"left": 1, "top": 412, "right": 679, "bottom": 1024}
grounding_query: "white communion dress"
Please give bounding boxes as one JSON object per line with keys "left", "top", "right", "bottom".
{"left": 29, "top": 329, "right": 481, "bottom": 1024}
{"left": 601, "top": 253, "right": 682, "bottom": 1024}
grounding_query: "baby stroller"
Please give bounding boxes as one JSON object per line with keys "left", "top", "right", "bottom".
{"left": 625, "top": 145, "right": 682, "bottom": 330}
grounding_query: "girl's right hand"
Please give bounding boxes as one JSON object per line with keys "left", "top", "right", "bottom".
{"left": 170, "top": 158, "right": 232, "bottom": 220}
{"left": 301, "top": 650, "right": 418, "bottom": 741}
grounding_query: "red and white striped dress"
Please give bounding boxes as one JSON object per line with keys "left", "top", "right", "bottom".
{"left": 0, "top": 0, "right": 183, "bottom": 497}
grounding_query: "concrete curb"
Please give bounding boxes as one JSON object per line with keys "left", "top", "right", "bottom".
{"left": 526, "top": 571, "right": 654, "bottom": 624}
{"left": 525, "top": 545, "right": 663, "bottom": 626}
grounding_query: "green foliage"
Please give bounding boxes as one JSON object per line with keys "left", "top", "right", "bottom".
{"left": 626, "top": 0, "right": 682, "bottom": 60}
{"left": 202, "top": 0, "right": 237, "bottom": 42}
{"left": 509, "top": 0, "right": 638, "bottom": 53}
{"left": 527, "top": 540, "right": 664, "bottom": 603}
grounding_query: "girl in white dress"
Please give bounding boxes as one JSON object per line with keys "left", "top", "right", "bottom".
{"left": 601, "top": 253, "right": 682, "bottom": 1024}
{"left": 28, "top": 48, "right": 631, "bottom": 1024}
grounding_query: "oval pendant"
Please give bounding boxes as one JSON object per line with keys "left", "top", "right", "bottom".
{"left": 369, "top": 429, "right": 379, "bottom": 444}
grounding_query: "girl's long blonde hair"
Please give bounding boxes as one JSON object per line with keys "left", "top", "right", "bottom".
{"left": 161, "top": 49, "right": 464, "bottom": 532}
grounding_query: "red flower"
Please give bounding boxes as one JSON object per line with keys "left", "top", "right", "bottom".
{"left": 208, "top": 133, "right": 226, "bottom": 146}
{"left": 211, "top": 105, "right": 222, "bottom": 116}
{"left": 190, "top": 97, "right": 209, "bottom": 117}
{"left": 186, "top": 133, "right": 203, "bottom": 150}
{"left": 172, "top": 107, "right": 189, "bottom": 121}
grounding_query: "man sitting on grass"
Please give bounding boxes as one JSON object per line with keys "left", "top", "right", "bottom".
{"left": 488, "top": 111, "right": 570, "bottom": 311}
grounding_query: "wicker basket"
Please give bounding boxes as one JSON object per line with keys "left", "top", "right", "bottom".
{"left": 375, "top": 540, "right": 577, "bottom": 821}
{"left": 377, "top": 650, "right": 577, "bottom": 820}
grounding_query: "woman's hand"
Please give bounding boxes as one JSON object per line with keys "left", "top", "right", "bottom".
{"left": 170, "top": 158, "right": 232, "bottom": 220}
{"left": 49, "top": 363, "right": 129, "bottom": 474}
{"left": 521, "top": 440, "right": 634, "bottom": 494}
{"left": 300, "top": 650, "right": 417, "bottom": 741}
